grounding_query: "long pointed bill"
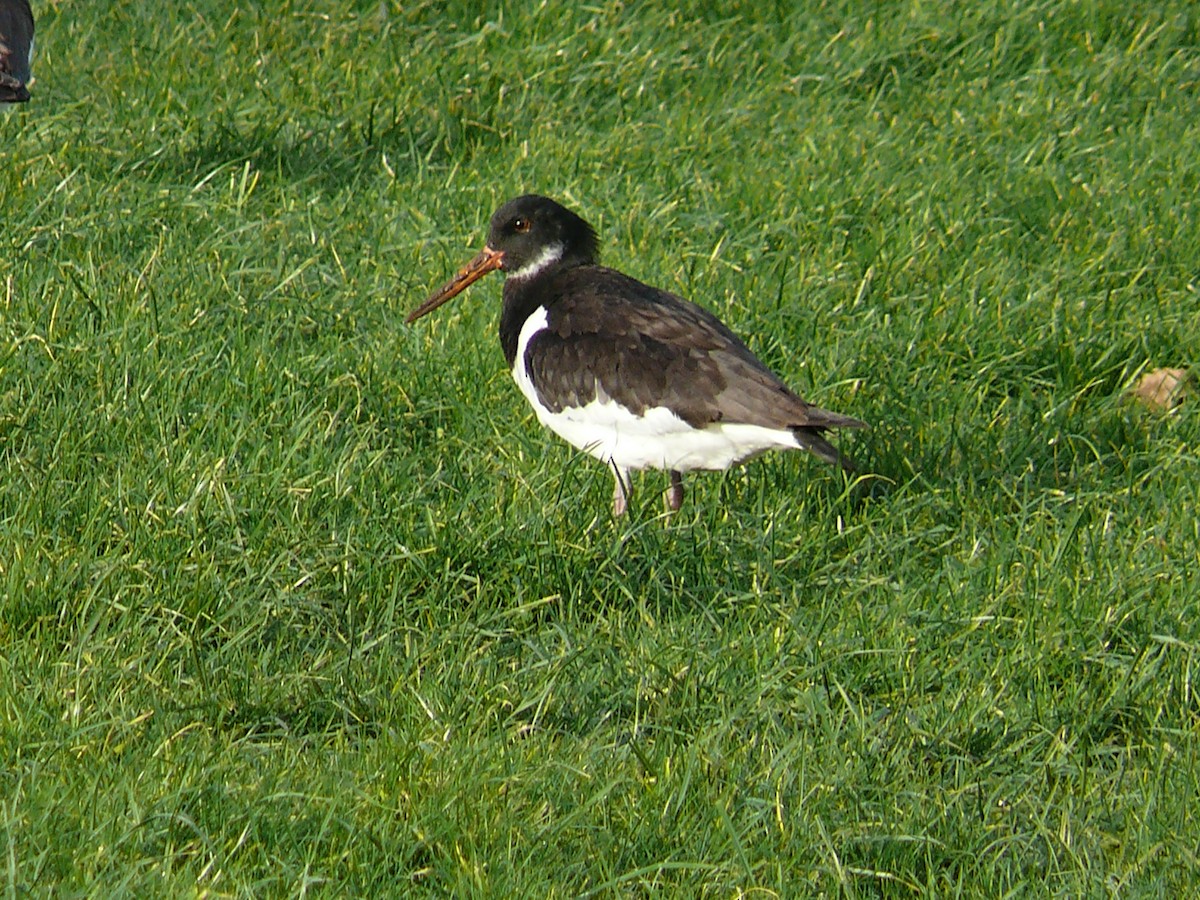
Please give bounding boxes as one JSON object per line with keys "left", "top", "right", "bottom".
{"left": 406, "top": 246, "right": 505, "bottom": 324}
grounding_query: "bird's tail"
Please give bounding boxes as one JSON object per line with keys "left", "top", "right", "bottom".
{"left": 793, "top": 427, "right": 858, "bottom": 474}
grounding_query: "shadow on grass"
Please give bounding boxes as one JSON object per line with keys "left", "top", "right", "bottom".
{"left": 130, "top": 101, "right": 505, "bottom": 194}
{"left": 204, "top": 692, "right": 381, "bottom": 744}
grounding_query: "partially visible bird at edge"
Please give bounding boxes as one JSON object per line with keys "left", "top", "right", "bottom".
{"left": 0, "top": 0, "right": 34, "bottom": 105}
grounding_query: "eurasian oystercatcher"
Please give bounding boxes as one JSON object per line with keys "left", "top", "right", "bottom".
{"left": 407, "top": 194, "right": 866, "bottom": 516}
{"left": 0, "top": 0, "right": 33, "bottom": 105}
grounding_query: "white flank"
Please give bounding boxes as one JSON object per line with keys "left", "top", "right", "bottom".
{"left": 508, "top": 243, "right": 565, "bottom": 281}
{"left": 512, "top": 305, "right": 552, "bottom": 409}
{"left": 512, "top": 306, "right": 799, "bottom": 472}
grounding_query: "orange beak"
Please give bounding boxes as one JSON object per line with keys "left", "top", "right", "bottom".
{"left": 406, "top": 246, "right": 506, "bottom": 324}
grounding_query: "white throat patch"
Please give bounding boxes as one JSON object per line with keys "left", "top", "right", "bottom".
{"left": 508, "top": 243, "right": 564, "bottom": 281}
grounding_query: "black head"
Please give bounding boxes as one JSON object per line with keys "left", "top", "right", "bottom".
{"left": 407, "top": 194, "right": 600, "bottom": 324}
{"left": 487, "top": 195, "right": 599, "bottom": 276}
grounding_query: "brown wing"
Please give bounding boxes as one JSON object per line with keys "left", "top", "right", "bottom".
{"left": 524, "top": 266, "right": 865, "bottom": 435}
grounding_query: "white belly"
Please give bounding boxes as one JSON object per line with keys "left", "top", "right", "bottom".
{"left": 511, "top": 308, "right": 799, "bottom": 472}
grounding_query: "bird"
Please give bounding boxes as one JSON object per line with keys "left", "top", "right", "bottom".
{"left": 0, "top": 0, "right": 34, "bottom": 106}
{"left": 407, "top": 194, "right": 866, "bottom": 516}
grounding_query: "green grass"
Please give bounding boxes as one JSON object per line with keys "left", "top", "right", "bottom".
{"left": 2, "top": 0, "right": 1198, "bottom": 894}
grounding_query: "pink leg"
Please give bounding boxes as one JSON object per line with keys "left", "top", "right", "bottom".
{"left": 666, "top": 470, "right": 684, "bottom": 511}
{"left": 611, "top": 465, "right": 631, "bottom": 517}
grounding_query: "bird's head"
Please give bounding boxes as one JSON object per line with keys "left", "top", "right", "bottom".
{"left": 406, "top": 195, "right": 598, "bottom": 323}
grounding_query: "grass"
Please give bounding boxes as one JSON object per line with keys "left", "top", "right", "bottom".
{"left": 2, "top": 0, "right": 1198, "bottom": 894}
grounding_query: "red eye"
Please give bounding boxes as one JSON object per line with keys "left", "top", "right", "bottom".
{"left": 513, "top": 217, "right": 531, "bottom": 233}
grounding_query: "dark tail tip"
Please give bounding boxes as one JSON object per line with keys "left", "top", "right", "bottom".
{"left": 794, "top": 427, "right": 858, "bottom": 473}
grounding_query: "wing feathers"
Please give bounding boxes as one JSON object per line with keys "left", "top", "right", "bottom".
{"left": 525, "top": 266, "right": 865, "bottom": 435}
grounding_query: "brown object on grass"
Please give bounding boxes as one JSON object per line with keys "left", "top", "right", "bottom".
{"left": 1131, "top": 367, "right": 1194, "bottom": 411}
